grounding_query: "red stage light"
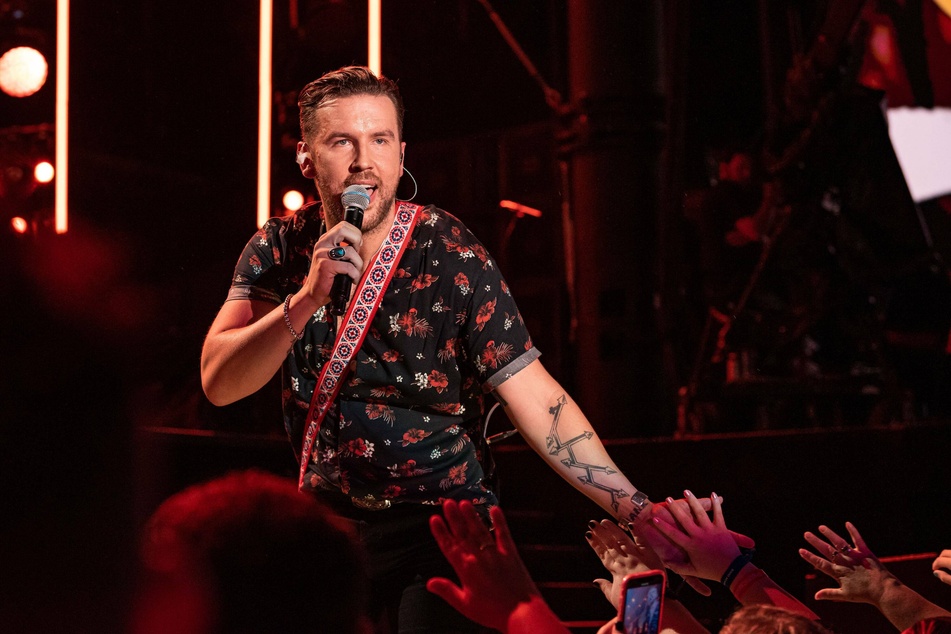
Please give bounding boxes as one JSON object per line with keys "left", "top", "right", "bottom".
{"left": 11, "top": 216, "right": 29, "bottom": 234}
{"left": 0, "top": 46, "right": 48, "bottom": 97}
{"left": 34, "top": 160, "right": 54, "bottom": 183}
{"left": 282, "top": 189, "right": 304, "bottom": 212}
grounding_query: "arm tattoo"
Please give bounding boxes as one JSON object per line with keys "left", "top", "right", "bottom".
{"left": 545, "top": 394, "right": 630, "bottom": 512}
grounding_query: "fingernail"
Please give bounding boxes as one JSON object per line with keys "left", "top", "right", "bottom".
{"left": 588, "top": 520, "right": 597, "bottom": 528}
{"left": 666, "top": 496, "right": 675, "bottom": 504}
{"left": 936, "top": 571, "right": 942, "bottom": 578}
{"left": 711, "top": 491, "right": 718, "bottom": 500}
{"left": 684, "top": 489, "right": 694, "bottom": 498}
{"left": 585, "top": 531, "right": 593, "bottom": 540}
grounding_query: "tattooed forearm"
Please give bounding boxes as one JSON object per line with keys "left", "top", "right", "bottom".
{"left": 545, "top": 394, "right": 630, "bottom": 512}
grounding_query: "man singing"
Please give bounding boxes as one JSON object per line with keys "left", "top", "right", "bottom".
{"left": 201, "top": 66, "right": 681, "bottom": 632}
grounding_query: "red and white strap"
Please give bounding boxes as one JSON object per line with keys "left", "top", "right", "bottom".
{"left": 298, "top": 202, "right": 421, "bottom": 489}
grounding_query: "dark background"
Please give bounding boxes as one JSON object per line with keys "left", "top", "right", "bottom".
{"left": 3, "top": 1, "right": 951, "bottom": 632}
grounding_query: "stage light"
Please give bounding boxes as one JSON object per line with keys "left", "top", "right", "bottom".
{"left": 34, "top": 160, "right": 54, "bottom": 183}
{"left": 282, "top": 189, "right": 304, "bottom": 212}
{"left": 257, "top": 0, "right": 273, "bottom": 228}
{"left": 499, "top": 199, "right": 543, "bottom": 218}
{"left": 0, "top": 46, "right": 48, "bottom": 97}
{"left": 11, "top": 216, "right": 29, "bottom": 234}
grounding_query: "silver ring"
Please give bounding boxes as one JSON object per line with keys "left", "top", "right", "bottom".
{"left": 329, "top": 246, "right": 346, "bottom": 260}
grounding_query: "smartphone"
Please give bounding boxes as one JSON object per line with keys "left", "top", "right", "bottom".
{"left": 617, "top": 569, "right": 666, "bottom": 634}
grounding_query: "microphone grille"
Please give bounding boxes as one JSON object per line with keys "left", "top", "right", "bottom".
{"left": 341, "top": 185, "right": 371, "bottom": 211}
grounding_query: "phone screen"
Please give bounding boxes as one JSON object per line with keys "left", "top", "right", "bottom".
{"left": 622, "top": 576, "right": 663, "bottom": 634}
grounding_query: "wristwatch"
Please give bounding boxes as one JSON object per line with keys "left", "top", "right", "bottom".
{"left": 628, "top": 490, "right": 650, "bottom": 522}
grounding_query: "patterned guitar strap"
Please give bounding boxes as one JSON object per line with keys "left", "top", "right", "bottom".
{"left": 298, "top": 201, "right": 421, "bottom": 490}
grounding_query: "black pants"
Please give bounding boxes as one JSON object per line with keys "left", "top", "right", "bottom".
{"left": 320, "top": 494, "right": 489, "bottom": 634}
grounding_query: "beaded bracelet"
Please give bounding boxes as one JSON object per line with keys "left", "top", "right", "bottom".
{"left": 283, "top": 294, "right": 304, "bottom": 341}
{"left": 721, "top": 548, "right": 755, "bottom": 589}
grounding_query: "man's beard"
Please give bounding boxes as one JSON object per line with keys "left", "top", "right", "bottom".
{"left": 318, "top": 177, "right": 397, "bottom": 235}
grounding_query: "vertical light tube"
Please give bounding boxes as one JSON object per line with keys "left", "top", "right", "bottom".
{"left": 55, "top": 0, "right": 69, "bottom": 234}
{"left": 257, "top": 0, "right": 273, "bottom": 227}
{"left": 368, "top": 0, "right": 381, "bottom": 75}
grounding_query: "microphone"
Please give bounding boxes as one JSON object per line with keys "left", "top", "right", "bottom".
{"left": 329, "top": 185, "right": 371, "bottom": 316}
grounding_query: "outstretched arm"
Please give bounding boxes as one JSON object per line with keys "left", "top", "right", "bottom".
{"left": 426, "top": 500, "right": 569, "bottom": 634}
{"left": 800, "top": 522, "right": 951, "bottom": 631}
{"left": 495, "top": 360, "right": 749, "bottom": 582}
{"left": 496, "top": 362, "right": 660, "bottom": 529}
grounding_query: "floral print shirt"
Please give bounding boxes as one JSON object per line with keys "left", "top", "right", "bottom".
{"left": 227, "top": 203, "right": 539, "bottom": 507}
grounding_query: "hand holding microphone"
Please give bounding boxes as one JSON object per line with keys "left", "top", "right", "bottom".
{"left": 329, "top": 185, "right": 371, "bottom": 316}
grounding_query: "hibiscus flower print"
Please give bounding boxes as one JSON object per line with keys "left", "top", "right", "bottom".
{"left": 342, "top": 438, "right": 374, "bottom": 459}
{"left": 432, "top": 402, "right": 466, "bottom": 415}
{"left": 440, "top": 462, "right": 469, "bottom": 490}
{"left": 383, "top": 485, "right": 405, "bottom": 499}
{"left": 401, "top": 428, "right": 433, "bottom": 447}
{"left": 474, "top": 298, "right": 497, "bottom": 332}
{"left": 478, "top": 340, "right": 514, "bottom": 370}
{"left": 396, "top": 309, "right": 434, "bottom": 337}
{"left": 248, "top": 254, "right": 263, "bottom": 275}
{"left": 387, "top": 459, "right": 433, "bottom": 478}
{"left": 370, "top": 385, "right": 402, "bottom": 399}
{"left": 437, "top": 338, "right": 461, "bottom": 363}
{"left": 441, "top": 232, "right": 474, "bottom": 259}
{"left": 454, "top": 272, "right": 471, "bottom": 296}
{"left": 381, "top": 349, "right": 402, "bottom": 362}
{"left": 471, "top": 243, "right": 489, "bottom": 265}
{"left": 366, "top": 402, "right": 395, "bottom": 424}
{"left": 428, "top": 370, "right": 449, "bottom": 394}
{"left": 411, "top": 273, "right": 439, "bottom": 293}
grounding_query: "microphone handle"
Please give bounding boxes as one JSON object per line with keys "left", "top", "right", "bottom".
{"left": 329, "top": 206, "right": 365, "bottom": 316}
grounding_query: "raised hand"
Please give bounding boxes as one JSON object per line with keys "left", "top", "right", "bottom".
{"left": 586, "top": 519, "right": 662, "bottom": 609}
{"left": 649, "top": 491, "right": 749, "bottom": 583}
{"left": 426, "top": 500, "right": 568, "bottom": 633}
{"left": 934, "top": 549, "right": 951, "bottom": 587}
{"left": 798, "top": 522, "right": 891, "bottom": 604}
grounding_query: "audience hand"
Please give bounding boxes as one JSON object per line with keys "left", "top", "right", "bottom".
{"left": 649, "top": 491, "right": 751, "bottom": 583}
{"left": 799, "top": 522, "right": 951, "bottom": 630}
{"left": 427, "top": 500, "right": 568, "bottom": 633}
{"left": 798, "top": 522, "right": 889, "bottom": 604}
{"left": 934, "top": 549, "right": 951, "bottom": 586}
{"left": 587, "top": 519, "right": 663, "bottom": 609}
{"left": 633, "top": 494, "right": 754, "bottom": 596}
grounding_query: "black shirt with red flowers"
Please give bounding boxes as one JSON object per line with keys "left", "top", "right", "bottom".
{"left": 227, "top": 202, "right": 538, "bottom": 508}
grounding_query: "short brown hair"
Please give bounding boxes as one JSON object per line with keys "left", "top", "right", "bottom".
{"left": 720, "top": 604, "right": 834, "bottom": 634}
{"left": 140, "top": 470, "right": 368, "bottom": 634}
{"left": 298, "top": 65, "right": 404, "bottom": 142}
